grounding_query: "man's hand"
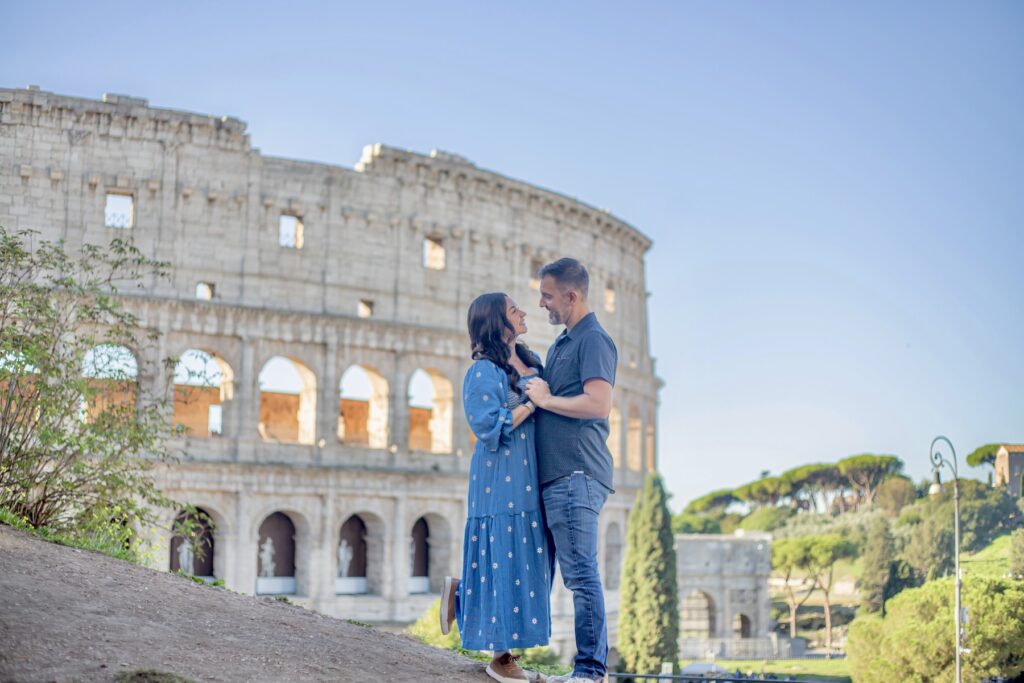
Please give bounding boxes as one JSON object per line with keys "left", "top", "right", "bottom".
{"left": 525, "top": 377, "right": 552, "bottom": 409}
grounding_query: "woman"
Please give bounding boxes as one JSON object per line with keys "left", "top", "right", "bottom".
{"left": 440, "top": 292, "right": 551, "bottom": 683}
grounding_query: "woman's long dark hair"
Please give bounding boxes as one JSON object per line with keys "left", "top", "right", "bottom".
{"left": 467, "top": 292, "right": 542, "bottom": 394}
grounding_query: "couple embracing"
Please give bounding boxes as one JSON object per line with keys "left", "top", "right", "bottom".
{"left": 440, "top": 258, "right": 617, "bottom": 683}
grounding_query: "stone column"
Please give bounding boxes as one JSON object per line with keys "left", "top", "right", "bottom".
{"left": 390, "top": 495, "right": 409, "bottom": 619}
{"left": 232, "top": 337, "right": 259, "bottom": 459}
{"left": 318, "top": 337, "right": 339, "bottom": 452}
{"left": 234, "top": 488, "right": 257, "bottom": 594}
{"left": 390, "top": 356, "right": 409, "bottom": 459}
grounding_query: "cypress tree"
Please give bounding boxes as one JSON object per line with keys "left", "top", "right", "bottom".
{"left": 618, "top": 473, "right": 679, "bottom": 675}
{"left": 859, "top": 516, "right": 894, "bottom": 614}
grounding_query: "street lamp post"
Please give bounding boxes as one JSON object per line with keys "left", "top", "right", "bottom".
{"left": 929, "top": 435, "right": 963, "bottom": 683}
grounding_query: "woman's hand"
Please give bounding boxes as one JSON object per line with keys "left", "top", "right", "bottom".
{"left": 524, "top": 377, "right": 551, "bottom": 409}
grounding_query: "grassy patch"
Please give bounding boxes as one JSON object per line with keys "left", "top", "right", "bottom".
{"left": 962, "top": 532, "right": 1012, "bottom": 579}
{"left": 0, "top": 507, "right": 137, "bottom": 563}
{"left": 681, "top": 658, "right": 851, "bottom": 682}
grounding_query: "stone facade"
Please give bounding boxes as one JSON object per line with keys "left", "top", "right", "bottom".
{"left": 676, "top": 533, "right": 776, "bottom": 659}
{"left": 0, "top": 87, "right": 658, "bottom": 653}
{"left": 994, "top": 445, "right": 1024, "bottom": 498}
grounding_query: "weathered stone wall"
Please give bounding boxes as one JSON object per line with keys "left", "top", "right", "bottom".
{"left": 676, "top": 533, "right": 775, "bottom": 659}
{"left": 0, "top": 86, "right": 661, "bottom": 646}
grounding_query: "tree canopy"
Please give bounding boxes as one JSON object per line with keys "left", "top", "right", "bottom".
{"left": 966, "top": 443, "right": 1002, "bottom": 470}
{"left": 837, "top": 454, "right": 903, "bottom": 505}
{"left": 683, "top": 488, "right": 738, "bottom": 515}
{"left": 848, "top": 577, "right": 1024, "bottom": 682}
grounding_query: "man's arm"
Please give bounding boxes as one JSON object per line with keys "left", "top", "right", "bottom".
{"left": 525, "top": 377, "right": 612, "bottom": 420}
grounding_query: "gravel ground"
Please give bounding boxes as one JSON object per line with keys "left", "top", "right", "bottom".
{"left": 0, "top": 523, "right": 490, "bottom": 683}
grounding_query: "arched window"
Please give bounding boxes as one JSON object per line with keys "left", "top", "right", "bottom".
{"left": 409, "top": 517, "right": 430, "bottom": 594}
{"left": 627, "top": 406, "right": 643, "bottom": 472}
{"left": 407, "top": 513, "right": 451, "bottom": 594}
{"left": 607, "top": 406, "right": 622, "bottom": 469}
{"left": 336, "top": 515, "right": 368, "bottom": 595}
{"left": 338, "top": 364, "right": 389, "bottom": 449}
{"left": 256, "top": 512, "right": 296, "bottom": 595}
{"left": 681, "top": 591, "right": 715, "bottom": 639}
{"left": 169, "top": 508, "right": 215, "bottom": 579}
{"left": 733, "top": 613, "right": 752, "bottom": 639}
{"left": 258, "top": 356, "right": 317, "bottom": 445}
{"left": 172, "top": 349, "right": 234, "bottom": 437}
{"left": 604, "top": 523, "right": 623, "bottom": 590}
{"left": 82, "top": 344, "right": 138, "bottom": 420}
{"left": 407, "top": 368, "right": 452, "bottom": 453}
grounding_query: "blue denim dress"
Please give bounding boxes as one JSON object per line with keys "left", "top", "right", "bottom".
{"left": 456, "top": 359, "right": 551, "bottom": 651}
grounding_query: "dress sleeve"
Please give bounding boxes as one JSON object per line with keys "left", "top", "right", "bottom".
{"left": 463, "top": 360, "right": 515, "bottom": 452}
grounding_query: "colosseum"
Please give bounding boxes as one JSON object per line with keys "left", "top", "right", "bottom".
{"left": 0, "top": 86, "right": 659, "bottom": 658}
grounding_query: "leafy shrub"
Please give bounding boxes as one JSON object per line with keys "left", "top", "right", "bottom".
{"left": 848, "top": 577, "right": 1024, "bottom": 682}
{"left": 671, "top": 513, "right": 721, "bottom": 534}
{"left": 738, "top": 505, "right": 794, "bottom": 532}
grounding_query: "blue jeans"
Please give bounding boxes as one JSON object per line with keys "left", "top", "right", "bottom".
{"left": 541, "top": 471, "right": 610, "bottom": 679}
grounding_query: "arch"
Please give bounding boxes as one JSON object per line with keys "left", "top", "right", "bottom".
{"left": 607, "top": 405, "right": 622, "bottom": 469}
{"left": 258, "top": 356, "right": 317, "bottom": 445}
{"left": 626, "top": 406, "right": 643, "bottom": 472}
{"left": 681, "top": 590, "right": 715, "bottom": 639}
{"left": 645, "top": 422, "right": 656, "bottom": 472}
{"left": 82, "top": 344, "right": 138, "bottom": 420}
{"left": 409, "top": 512, "right": 453, "bottom": 593}
{"left": 172, "top": 349, "right": 234, "bottom": 437}
{"left": 407, "top": 368, "right": 453, "bottom": 454}
{"left": 336, "top": 514, "right": 369, "bottom": 594}
{"left": 337, "top": 364, "right": 389, "bottom": 449}
{"left": 733, "top": 612, "right": 752, "bottom": 639}
{"left": 256, "top": 511, "right": 297, "bottom": 595}
{"left": 604, "top": 522, "right": 623, "bottom": 590}
{"left": 169, "top": 508, "right": 215, "bottom": 579}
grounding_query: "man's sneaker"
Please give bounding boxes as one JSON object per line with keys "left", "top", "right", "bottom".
{"left": 486, "top": 652, "right": 529, "bottom": 683}
{"left": 439, "top": 576, "right": 457, "bottom": 635}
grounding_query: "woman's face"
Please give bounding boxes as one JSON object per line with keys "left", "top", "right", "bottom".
{"left": 505, "top": 296, "right": 527, "bottom": 340}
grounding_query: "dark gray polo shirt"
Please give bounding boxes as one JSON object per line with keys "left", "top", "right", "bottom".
{"left": 535, "top": 312, "right": 618, "bottom": 491}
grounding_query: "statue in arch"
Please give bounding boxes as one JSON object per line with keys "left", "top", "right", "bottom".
{"left": 177, "top": 538, "right": 194, "bottom": 576}
{"left": 259, "top": 537, "right": 276, "bottom": 577}
{"left": 337, "top": 539, "right": 353, "bottom": 578}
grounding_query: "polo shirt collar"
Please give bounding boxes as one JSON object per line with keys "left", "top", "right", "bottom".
{"left": 563, "top": 311, "right": 597, "bottom": 340}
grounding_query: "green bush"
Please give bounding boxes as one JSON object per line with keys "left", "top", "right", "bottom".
{"left": 738, "top": 505, "right": 794, "bottom": 532}
{"left": 671, "top": 512, "right": 721, "bottom": 534}
{"left": 875, "top": 475, "right": 917, "bottom": 517}
{"left": 1011, "top": 528, "right": 1024, "bottom": 580}
{"left": 847, "top": 576, "right": 1024, "bottom": 682}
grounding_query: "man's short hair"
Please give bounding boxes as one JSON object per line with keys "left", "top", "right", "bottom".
{"left": 539, "top": 257, "right": 589, "bottom": 299}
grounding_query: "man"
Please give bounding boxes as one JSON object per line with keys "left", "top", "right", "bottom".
{"left": 525, "top": 257, "right": 617, "bottom": 683}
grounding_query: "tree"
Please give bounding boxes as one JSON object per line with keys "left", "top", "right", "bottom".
{"left": 683, "top": 488, "right": 737, "bottom": 515}
{"left": 618, "top": 473, "right": 679, "bottom": 675}
{"left": 858, "top": 517, "right": 894, "bottom": 614}
{"left": 901, "top": 510, "right": 954, "bottom": 582}
{"left": 803, "top": 534, "right": 857, "bottom": 651}
{"left": 0, "top": 228, "right": 175, "bottom": 550}
{"left": 772, "top": 537, "right": 816, "bottom": 638}
{"left": 966, "top": 443, "right": 1002, "bottom": 471}
{"left": 734, "top": 476, "right": 792, "bottom": 508}
{"left": 781, "top": 463, "right": 834, "bottom": 513}
{"left": 1010, "top": 529, "right": 1024, "bottom": 580}
{"left": 874, "top": 475, "right": 916, "bottom": 517}
{"left": 738, "top": 505, "right": 793, "bottom": 532}
{"left": 848, "top": 577, "right": 1024, "bottom": 682}
{"left": 837, "top": 454, "right": 903, "bottom": 507}
{"left": 671, "top": 513, "right": 721, "bottom": 534}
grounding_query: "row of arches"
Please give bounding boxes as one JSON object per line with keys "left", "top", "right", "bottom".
{"left": 681, "top": 590, "right": 753, "bottom": 639}
{"left": 80, "top": 344, "right": 656, "bottom": 468}
{"left": 168, "top": 508, "right": 626, "bottom": 595}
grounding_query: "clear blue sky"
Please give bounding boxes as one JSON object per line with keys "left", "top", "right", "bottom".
{"left": 4, "top": 1, "right": 1021, "bottom": 510}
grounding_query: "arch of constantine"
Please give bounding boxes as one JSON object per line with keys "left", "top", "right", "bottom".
{"left": 0, "top": 86, "right": 660, "bottom": 654}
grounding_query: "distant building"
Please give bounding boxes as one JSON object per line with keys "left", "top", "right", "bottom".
{"left": 675, "top": 532, "right": 778, "bottom": 659}
{"left": 994, "top": 445, "right": 1024, "bottom": 498}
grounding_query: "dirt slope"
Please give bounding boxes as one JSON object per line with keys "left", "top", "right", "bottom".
{"left": 0, "top": 524, "right": 488, "bottom": 683}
